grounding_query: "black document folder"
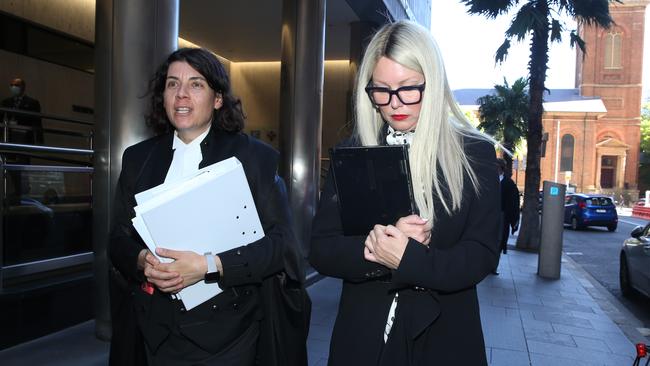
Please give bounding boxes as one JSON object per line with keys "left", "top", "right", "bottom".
{"left": 329, "top": 145, "right": 416, "bottom": 236}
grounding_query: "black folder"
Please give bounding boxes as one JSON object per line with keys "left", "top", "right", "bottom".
{"left": 329, "top": 145, "right": 416, "bottom": 236}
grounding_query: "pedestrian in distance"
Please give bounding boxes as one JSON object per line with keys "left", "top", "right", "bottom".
{"left": 497, "top": 158, "right": 520, "bottom": 255}
{"left": 1, "top": 77, "right": 43, "bottom": 144}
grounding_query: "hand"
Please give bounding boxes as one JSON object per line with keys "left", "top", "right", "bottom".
{"left": 151, "top": 248, "right": 213, "bottom": 292}
{"left": 364, "top": 225, "right": 409, "bottom": 270}
{"left": 142, "top": 250, "right": 183, "bottom": 293}
{"left": 395, "top": 214, "right": 432, "bottom": 245}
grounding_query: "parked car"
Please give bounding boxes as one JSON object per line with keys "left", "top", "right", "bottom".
{"left": 619, "top": 224, "right": 650, "bottom": 298}
{"left": 563, "top": 193, "right": 618, "bottom": 231}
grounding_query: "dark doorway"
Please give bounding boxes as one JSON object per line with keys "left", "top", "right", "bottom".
{"left": 600, "top": 155, "right": 617, "bottom": 188}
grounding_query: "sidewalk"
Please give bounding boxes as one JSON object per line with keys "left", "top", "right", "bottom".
{"left": 1, "top": 245, "right": 647, "bottom": 365}
{"left": 307, "top": 247, "right": 644, "bottom": 366}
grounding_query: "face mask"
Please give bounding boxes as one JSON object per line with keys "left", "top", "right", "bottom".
{"left": 9, "top": 86, "right": 21, "bottom": 97}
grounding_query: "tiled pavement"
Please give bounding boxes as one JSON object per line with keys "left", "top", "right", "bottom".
{"left": 307, "top": 247, "right": 646, "bottom": 366}
{"left": 1, "top": 247, "right": 647, "bottom": 365}
{"left": 479, "top": 249, "right": 642, "bottom": 365}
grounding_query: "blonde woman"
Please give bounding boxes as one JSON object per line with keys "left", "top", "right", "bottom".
{"left": 310, "top": 21, "right": 500, "bottom": 366}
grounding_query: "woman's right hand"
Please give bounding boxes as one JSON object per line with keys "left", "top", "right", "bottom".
{"left": 140, "top": 250, "right": 183, "bottom": 293}
{"left": 395, "top": 214, "right": 432, "bottom": 245}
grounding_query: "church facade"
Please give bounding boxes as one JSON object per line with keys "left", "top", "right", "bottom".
{"left": 456, "top": 0, "right": 648, "bottom": 201}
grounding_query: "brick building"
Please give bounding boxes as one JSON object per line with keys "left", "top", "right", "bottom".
{"left": 456, "top": 1, "right": 649, "bottom": 201}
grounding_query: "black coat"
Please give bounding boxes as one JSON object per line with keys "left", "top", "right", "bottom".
{"left": 1, "top": 94, "right": 43, "bottom": 144}
{"left": 500, "top": 176, "right": 520, "bottom": 225}
{"left": 108, "top": 125, "right": 309, "bottom": 365}
{"left": 310, "top": 137, "right": 500, "bottom": 366}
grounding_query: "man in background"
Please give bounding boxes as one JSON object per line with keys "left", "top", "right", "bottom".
{"left": 1, "top": 77, "right": 43, "bottom": 144}
{"left": 498, "top": 158, "right": 520, "bottom": 255}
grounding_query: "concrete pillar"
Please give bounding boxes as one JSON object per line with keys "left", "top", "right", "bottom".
{"left": 279, "top": 0, "right": 326, "bottom": 256}
{"left": 617, "top": 154, "right": 626, "bottom": 188}
{"left": 595, "top": 152, "right": 602, "bottom": 189}
{"left": 93, "top": 0, "right": 178, "bottom": 340}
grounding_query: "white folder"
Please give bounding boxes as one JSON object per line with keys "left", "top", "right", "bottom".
{"left": 132, "top": 157, "right": 264, "bottom": 310}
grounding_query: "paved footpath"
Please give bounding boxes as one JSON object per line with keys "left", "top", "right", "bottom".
{"left": 0, "top": 247, "right": 647, "bottom": 365}
{"left": 307, "top": 248, "right": 646, "bottom": 366}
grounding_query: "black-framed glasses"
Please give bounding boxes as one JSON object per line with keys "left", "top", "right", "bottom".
{"left": 365, "top": 83, "right": 426, "bottom": 106}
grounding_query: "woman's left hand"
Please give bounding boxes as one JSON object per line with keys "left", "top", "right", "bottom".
{"left": 154, "top": 248, "right": 207, "bottom": 290}
{"left": 364, "top": 224, "right": 409, "bottom": 270}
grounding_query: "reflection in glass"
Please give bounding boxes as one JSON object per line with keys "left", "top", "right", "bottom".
{"left": 3, "top": 169, "right": 92, "bottom": 266}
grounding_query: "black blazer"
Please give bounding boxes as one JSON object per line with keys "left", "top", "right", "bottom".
{"left": 1, "top": 94, "right": 43, "bottom": 144}
{"left": 500, "top": 176, "right": 520, "bottom": 225}
{"left": 310, "top": 137, "right": 500, "bottom": 366}
{"left": 109, "top": 125, "right": 308, "bottom": 364}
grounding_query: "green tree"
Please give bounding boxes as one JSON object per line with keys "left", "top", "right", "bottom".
{"left": 641, "top": 103, "right": 650, "bottom": 153}
{"left": 639, "top": 103, "right": 650, "bottom": 193}
{"left": 460, "top": 0, "right": 615, "bottom": 250}
{"left": 477, "top": 77, "right": 529, "bottom": 177}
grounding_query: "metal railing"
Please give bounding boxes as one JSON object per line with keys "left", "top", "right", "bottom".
{"left": 0, "top": 107, "right": 94, "bottom": 290}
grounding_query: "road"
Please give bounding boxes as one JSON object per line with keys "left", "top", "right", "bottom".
{"left": 561, "top": 212, "right": 650, "bottom": 341}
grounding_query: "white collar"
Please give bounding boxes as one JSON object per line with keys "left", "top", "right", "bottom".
{"left": 172, "top": 124, "right": 211, "bottom": 151}
{"left": 386, "top": 125, "right": 415, "bottom": 145}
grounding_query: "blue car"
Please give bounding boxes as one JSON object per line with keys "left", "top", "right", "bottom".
{"left": 564, "top": 193, "right": 618, "bottom": 231}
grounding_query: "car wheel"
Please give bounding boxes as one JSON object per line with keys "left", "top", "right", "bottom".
{"left": 620, "top": 253, "right": 635, "bottom": 298}
{"left": 571, "top": 217, "right": 580, "bottom": 230}
{"left": 607, "top": 224, "right": 617, "bottom": 232}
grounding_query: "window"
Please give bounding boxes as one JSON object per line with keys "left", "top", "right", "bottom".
{"left": 560, "top": 134, "right": 574, "bottom": 172}
{"left": 602, "top": 156, "right": 616, "bottom": 167}
{"left": 604, "top": 31, "right": 622, "bottom": 69}
{"left": 585, "top": 197, "right": 613, "bottom": 206}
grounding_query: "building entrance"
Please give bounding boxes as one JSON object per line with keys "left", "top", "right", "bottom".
{"left": 600, "top": 155, "right": 617, "bottom": 188}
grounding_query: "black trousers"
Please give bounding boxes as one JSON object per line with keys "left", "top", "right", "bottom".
{"left": 145, "top": 319, "right": 260, "bottom": 366}
{"left": 500, "top": 220, "right": 509, "bottom": 254}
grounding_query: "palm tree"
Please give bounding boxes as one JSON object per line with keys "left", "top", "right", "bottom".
{"left": 477, "top": 77, "right": 529, "bottom": 177}
{"left": 460, "top": 0, "right": 615, "bottom": 250}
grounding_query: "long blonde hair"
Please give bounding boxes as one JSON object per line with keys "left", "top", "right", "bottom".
{"left": 354, "top": 20, "right": 495, "bottom": 222}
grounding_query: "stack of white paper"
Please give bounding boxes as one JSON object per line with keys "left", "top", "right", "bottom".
{"left": 132, "top": 157, "right": 265, "bottom": 310}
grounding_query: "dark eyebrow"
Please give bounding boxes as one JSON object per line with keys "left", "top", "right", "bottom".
{"left": 165, "top": 76, "right": 207, "bottom": 82}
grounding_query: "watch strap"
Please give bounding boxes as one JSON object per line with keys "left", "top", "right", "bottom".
{"left": 204, "top": 252, "right": 220, "bottom": 283}
{"left": 204, "top": 252, "right": 217, "bottom": 273}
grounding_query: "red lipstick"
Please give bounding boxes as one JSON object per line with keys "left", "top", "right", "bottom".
{"left": 392, "top": 114, "right": 408, "bottom": 121}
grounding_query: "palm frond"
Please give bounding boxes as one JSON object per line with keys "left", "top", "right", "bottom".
{"left": 550, "top": 19, "right": 563, "bottom": 42}
{"left": 495, "top": 39, "right": 511, "bottom": 64}
{"left": 569, "top": 0, "right": 613, "bottom": 28}
{"left": 460, "top": 0, "right": 519, "bottom": 19}
{"left": 569, "top": 30, "right": 586, "bottom": 54}
{"left": 551, "top": 0, "right": 570, "bottom": 12}
{"left": 505, "top": 3, "right": 537, "bottom": 41}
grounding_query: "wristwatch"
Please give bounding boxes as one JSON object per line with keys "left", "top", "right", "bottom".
{"left": 204, "top": 252, "right": 220, "bottom": 283}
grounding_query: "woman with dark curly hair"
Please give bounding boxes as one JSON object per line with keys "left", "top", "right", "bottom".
{"left": 109, "top": 48, "right": 309, "bottom": 366}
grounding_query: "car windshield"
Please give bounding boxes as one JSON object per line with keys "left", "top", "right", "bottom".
{"left": 585, "top": 197, "right": 613, "bottom": 206}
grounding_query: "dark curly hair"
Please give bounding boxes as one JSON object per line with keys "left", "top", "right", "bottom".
{"left": 146, "top": 48, "right": 245, "bottom": 135}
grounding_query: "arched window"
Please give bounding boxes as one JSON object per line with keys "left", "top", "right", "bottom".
{"left": 560, "top": 134, "right": 574, "bottom": 172}
{"left": 604, "top": 31, "right": 622, "bottom": 69}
